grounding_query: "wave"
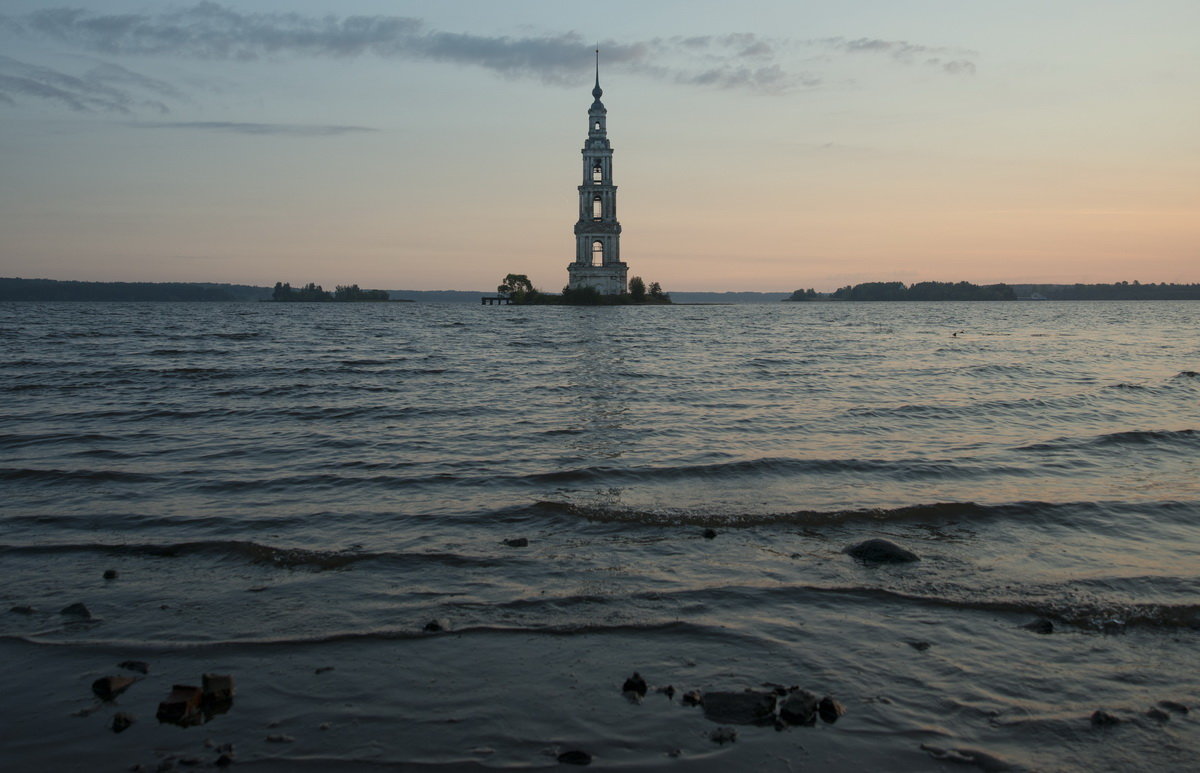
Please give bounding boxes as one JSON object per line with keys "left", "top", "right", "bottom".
{"left": 524, "top": 456, "right": 1026, "bottom": 485}
{"left": 1017, "top": 428, "right": 1198, "bottom": 453}
{"left": 0, "top": 619, "right": 723, "bottom": 651}
{"left": 0, "top": 539, "right": 511, "bottom": 571}
{"left": 0, "top": 467, "right": 161, "bottom": 484}
{"left": 534, "top": 499, "right": 1200, "bottom": 529}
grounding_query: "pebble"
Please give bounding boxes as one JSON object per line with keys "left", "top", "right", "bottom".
{"left": 702, "top": 691, "right": 777, "bottom": 726}
{"left": 556, "top": 749, "right": 592, "bottom": 765}
{"left": 843, "top": 538, "right": 920, "bottom": 563}
{"left": 818, "top": 695, "right": 845, "bottom": 724}
{"left": 709, "top": 726, "right": 738, "bottom": 744}
{"left": 779, "top": 690, "right": 818, "bottom": 726}
{"left": 681, "top": 690, "right": 703, "bottom": 706}
{"left": 621, "top": 672, "right": 647, "bottom": 697}
{"left": 907, "top": 640, "right": 932, "bottom": 651}
{"left": 503, "top": 537, "right": 529, "bottom": 547}
{"left": 93, "top": 676, "right": 137, "bottom": 701}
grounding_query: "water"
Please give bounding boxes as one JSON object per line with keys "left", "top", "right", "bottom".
{"left": 1, "top": 301, "right": 1197, "bottom": 771}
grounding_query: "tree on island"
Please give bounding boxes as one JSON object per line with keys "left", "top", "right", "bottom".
{"left": 785, "top": 288, "right": 820, "bottom": 301}
{"left": 628, "top": 276, "right": 646, "bottom": 302}
{"left": 497, "top": 272, "right": 671, "bottom": 305}
{"left": 272, "top": 281, "right": 390, "bottom": 302}
{"left": 498, "top": 273, "right": 537, "bottom": 304}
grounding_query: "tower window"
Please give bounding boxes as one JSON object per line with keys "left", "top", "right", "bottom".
{"left": 591, "top": 241, "right": 604, "bottom": 266}
{"left": 592, "top": 196, "right": 603, "bottom": 220}
{"left": 592, "top": 163, "right": 603, "bottom": 182}
{"left": 594, "top": 121, "right": 601, "bottom": 131}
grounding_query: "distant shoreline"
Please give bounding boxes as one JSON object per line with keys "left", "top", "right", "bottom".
{"left": 2, "top": 277, "right": 1199, "bottom": 303}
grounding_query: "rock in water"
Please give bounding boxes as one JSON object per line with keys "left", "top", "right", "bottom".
{"left": 157, "top": 685, "right": 203, "bottom": 725}
{"left": 10, "top": 605, "right": 35, "bottom": 615}
{"left": 681, "top": 690, "right": 703, "bottom": 706}
{"left": 503, "top": 537, "right": 529, "bottom": 547}
{"left": 709, "top": 726, "right": 738, "bottom": 744}
{"left": 701, "top": 528, "right": 717, "bottom": 539}
{"left": 557, "top": 749, "right": 592, "bottom": 765}
{"left": 779, "top": 690, "right": 819, "bottom": 726}
{"left": 1158, "top": 700, "right": 1189, "bottom": 714}
{"left": 621, "top": 672, "right": 647, "bottom": 697}
{"left": 1146, "top": 707, "right": 1170, "bottom": 722}
{"left": 103, "top": 569, "right": 119, "bottom": 580}
{"left": 1021, "top": 618, "right": 1054, "bottom": 634}
{"left": 202, "top": 674, "right": 236, "bottom": 701}
{"left": 60, "top": 602, "right": 92, "bottom": 619}
{"left": 843, "top": 539, "right": 919, "bottom": 563}
{"left": 92, "top": 676, "right": 137, "bottom": 701}
{"left": 818, "top": 695, "right": 845, "bottom": 724}
{"left": 1090, "top": 710, "right": 1120, "bottom": 726}
{"left": 423, "top": 619, "right": 448, "bottom": 632}
{"left": 112, "top": 712, "right": 135, "bottom": 733}
{"left": 702, "top": 691, "right": 777, "bottom": 726}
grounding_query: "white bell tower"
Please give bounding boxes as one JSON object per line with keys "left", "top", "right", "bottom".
{"left": 567, "top": 51, "right": 628, "bottom": 295}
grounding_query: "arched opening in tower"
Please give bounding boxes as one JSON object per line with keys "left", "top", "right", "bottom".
{"left": 592, "top": 196, "right": 603, "bottom": 220}
{"left": 591, "top": 241, "right": 604, "bottom": 266}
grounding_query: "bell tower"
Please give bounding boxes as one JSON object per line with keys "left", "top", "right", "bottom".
{"left": 568, "top": 51, "right": 628, "bottom": 295}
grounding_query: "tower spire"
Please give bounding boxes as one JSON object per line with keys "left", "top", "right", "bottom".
{"left": 592, "top": 49, "right": 602, "bottom": 100}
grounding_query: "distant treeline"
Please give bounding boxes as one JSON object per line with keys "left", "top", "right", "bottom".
{"left": 0, "top": 277, "right": 270, "bottom": 302}
{"left": 787, "top": 281, "right": 1016, "bottom": 301}
{"left": 271, "top": 282, "right": 391, "bottom": 302}
{"left": 1010, "top": 282, "right": 1200, "bottom": 300}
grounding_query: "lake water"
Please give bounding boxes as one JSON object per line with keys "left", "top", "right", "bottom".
{"left": 1, "top": 300, "right": 1197, "bottom": 771}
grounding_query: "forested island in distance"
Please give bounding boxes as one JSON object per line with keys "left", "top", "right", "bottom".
{"left": 270, "top": 282, "right": 397, "bottom": 302}
{"left": 3, "top": 277, "right": 1199, "bottom": 303}
{"left": 785, "top": 281, "right": 1200, "bottom": 301}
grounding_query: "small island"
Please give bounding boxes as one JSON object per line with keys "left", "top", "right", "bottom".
{"left": 270, "top": 282, "right": 394, "bottom": 302}
{"left": 785, "top": 281, "right": 1016, "bottom": 301}
{"left": 490, "top": 273, "right": 672, "bottom": 306}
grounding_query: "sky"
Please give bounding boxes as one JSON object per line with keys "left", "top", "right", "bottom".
{"left": 1, "top": 1, "right": 1197, "bottom": 292}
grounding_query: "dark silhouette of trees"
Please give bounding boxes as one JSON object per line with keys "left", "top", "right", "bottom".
{"left": 784, "top": 288, "right": 819, "bottom": 301}
{"left": 628, "top": 276, "right": 646, "bottom": 302}
{"left": 828, "top": 281, "right": 1015, "bottom": 301}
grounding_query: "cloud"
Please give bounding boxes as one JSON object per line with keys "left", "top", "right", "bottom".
{"left": 813, "top": 37, "right": 977, "bottom": 74}
{"left": 133, "top": 121, "right": 376, "bottom": 137}
{"left": 0, "top": 4, "right": 841, "bottom": 94}
{"left": 0, "top": 4, "right": 977, "bottom": 110}
{"left": 0, "top": 55, "right": 170, "bottom": 112}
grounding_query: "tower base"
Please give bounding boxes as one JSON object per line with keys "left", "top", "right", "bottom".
{"left": 568, "top": 262, "right": 628, "bottom": 296}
